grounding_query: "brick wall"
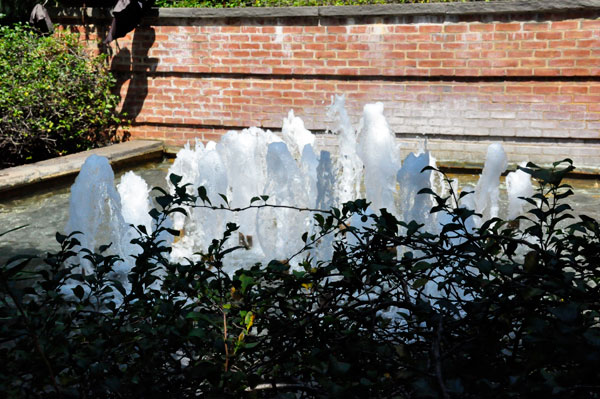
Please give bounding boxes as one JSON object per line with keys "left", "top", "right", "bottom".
{"left": 54, "top": 1, "right": 600, "bottom": 170}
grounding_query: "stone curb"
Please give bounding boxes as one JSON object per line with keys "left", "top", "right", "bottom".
{"left": 0, "top": 140, "right": 164, "bottom": 199}
{"left": 51, "top": 0, "right": 600, "bottom": 21}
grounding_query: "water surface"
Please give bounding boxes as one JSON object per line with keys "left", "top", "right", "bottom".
{"left": 1, "top": 160, "right": 598, "bottom": 265}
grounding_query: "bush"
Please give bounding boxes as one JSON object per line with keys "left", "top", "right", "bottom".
{"left": 1, "top": 160, "right": 599, "bottom": 398}
{"left": 0, "top": 24, "right": 124, "bottom": 168}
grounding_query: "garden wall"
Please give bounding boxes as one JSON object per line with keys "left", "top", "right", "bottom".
{"left": 54, "top": 0, "right": 600, "bottom": 171}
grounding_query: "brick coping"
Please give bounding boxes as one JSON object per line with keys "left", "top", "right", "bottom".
{"left": 52, "top": 0, "right": 600, "bottom": 21}
{"left": 0, "top": 140, "right": 164, "bottom": 199}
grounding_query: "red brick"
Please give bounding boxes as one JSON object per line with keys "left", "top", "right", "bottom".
{"left": 347, "top": 59, "right": 369, "bottom": 67}
{"left": 444, "top": 24, "right": 468, "bottom": 33}
{"left": 495, "top": 23, "right": 521, "bottom": 32}
{"left": 327, "top": 43, "right": 349, "bottom": 51}
{"left": 315, "top": 51, "right": 336, "bottom": 59}
{"left": 453, "top": 68, "right": 481, "bottom": 76}
{"left": 524, "top": 22, "right": 549, "bottom": 31}
{"left": 491, "top": 59, "right": 519, "bottom": 68}
{"left": 240, "top": 43, "right": 260, "bottom": 50}
{"left": 581, "top": 20, "right": 600, "bottom": 29}
{"left": 417, "top": 94, "right": 441, "bottom": 102}
{"left": 419, "top": 60, "right": 442, "bottom": 67}
{"left": 481, "top": 50, "right": 507, "bottom": 58}
{"left": 348, "top": 43, "right": 369, "bottom": 51}
{"left": 533, "top": 86, "right": 560, "bottom": 94}
{"left": 419, "top": 25, "right": 442, "bottom": 33}
{"left": 548, "top": 40, "right": 577, "bottom": 48}
{"left": 257, "top": 26, "right": 276, "bottom": 35}
{"left": 551, "top": 21, "right": 579, "bottom": 30}
{"left": 442, "top": 59, "right": 467, "bottom": 67}
{"left": 507, "top": 50, "right": 534, "bottom": 58}
{"left": 336, "top": 51, "right": 359, "bottom": 59}
{"left": 443, "top": 42, "right": 468, "bottom": 50}
{"left": 406, "top": 33, "right": 432, "bottom": 42}
{"left": 562, "top": 68, "right": 591, "bottom": 76}
{"left": 383, "top": 51, "right": 406, "bottom": 59}
{"left": 406, "top": 51, "right": 430, "bottom": 59}
{"left": 430, "top": 68, "right": 455, "bottom": 75}
{"left": 395, "top": 25, "right": 418, "bottom": 33}
{"left": 564, "top": 30, "right": 592, "bottom": 39}
{"left": 249, "top": 34, "right": 270, "bottom": 42}
{"left": 315, "top": 83, "right": 336, "bottom": 91}
{"left": 535, "top": 69, "right": 561, "bottom": 76}
{"left": 348, "top": 26, "right": 367, "bottom": 34}
{"left": 418, "top": 43, "right": 442, "bottom": 50}
{"left": 271, "top": 67, "right": 293, "bottom": 74}
{"left": 468, "top": 59, "right": 492, "bottom": 68}
{"left": 576, "top": 58, "right": 600, "bottom": 66}
{"left": 536, "top": 31, "right": 563, "bottom": 40}
{"left": 563, "top": 49, "right": 591, "bottom": 58}
{"left": 221, "top": 26, "right": 241, "bottom": 33}
{"left": 455, "top": 50, "right": 480, "bottom": 59}
{"left": 521, "top": 41, "right": 547, "bottom": 49}
{"left": 395, "top": 43, "right": 418, "bottom": 50}
{"left": 394, "top": 60, "right": 418, "bottom": 68}
{"left": 325, "top": 59, "right": 346, "bottom": 67}
{"left": 534, "top": 50, "right": 562, "bottom": 58}
{"left": 549, "top": 59, "right": 576, "bottom": 67}
{"left": 506, "top": 85, "right": 532, "bottom": 94}
{"left": 578, "top": 39, "right": 600, "bottom": 48}
{"left": 561, "top": 86, "right": 588, "bottom": 94}
{"left": 430, "top": 51, "right": 455, "bottom": 59}
{"left": 495, "top": 41, "right": 520, "bottom": 50}
{"left": 469, "top": 24, "right": 494, "bottom": 32}
{"left": 327, "top": 26, "right": 347, "bottom": 34}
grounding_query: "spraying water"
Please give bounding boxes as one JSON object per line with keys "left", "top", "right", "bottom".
{"left": 65, "top": 101, "right": 531, "bottom": 278}
{"left": 66, "top": 155, "right": 129, "bottom": 277}
{"left": 356, "top": 102, "right": 401, "bottom": 214}
{"left": 473, "top": 143, "right": 508, "bottom": 226}
{"left": 506, "top": 162, "right": 534, "bottom": 220}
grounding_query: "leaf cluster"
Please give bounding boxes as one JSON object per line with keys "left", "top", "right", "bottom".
{"left": 0, "top": 159, "right": 599, "bottom": 398}
{"left": 0, "top": 24, "right": 125, "bottom": 168}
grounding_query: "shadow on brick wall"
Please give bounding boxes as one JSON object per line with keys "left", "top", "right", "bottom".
{"left": 110, "top": 26, "right": 158, "bottom": 122}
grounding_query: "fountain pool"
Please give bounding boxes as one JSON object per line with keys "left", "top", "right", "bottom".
{"left": 0, "top": 160, "right": 171, "bottom": 265}
{"left": 1, "top": 97, "right": 599, "bottom": 272}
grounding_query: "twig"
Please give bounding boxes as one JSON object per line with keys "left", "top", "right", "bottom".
{"left": 223, "top": 309, "right": 229, "bottom": 372}
{"left": 432, "top": 316, "right": 450, "bottom": 399}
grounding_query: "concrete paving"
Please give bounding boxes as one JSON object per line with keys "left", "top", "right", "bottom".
{"left": 0, "top": 140, "right": 164, "bottom": 198}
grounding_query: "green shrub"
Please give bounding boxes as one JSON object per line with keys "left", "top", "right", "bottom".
{"left": 1, "top": 160, "right": 599, "bottom": 398}
{"left": 0, "top": 24, "right": 125, "bottom": 168}
{"left": 0, "top": 0, "right": 38, "bottom": 22}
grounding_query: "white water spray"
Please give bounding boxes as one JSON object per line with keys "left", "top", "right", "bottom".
{"left": 66, "top": 101, "right": 527, "bottom": 280}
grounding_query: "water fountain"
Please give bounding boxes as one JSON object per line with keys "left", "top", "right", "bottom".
{"left": 64, "top": 96, "right": 534, "bottom": 286}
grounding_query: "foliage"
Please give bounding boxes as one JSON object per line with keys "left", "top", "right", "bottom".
{"left": 1, "top": 160, "right": 599, "bottom": 398}
{"left": 0, "top": 0, "right": 38, "bottom": 23}
{"left": 0, "top": 24, "right": 125, "bottom": 168}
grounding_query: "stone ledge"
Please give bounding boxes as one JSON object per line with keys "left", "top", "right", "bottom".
{"left": 51, "top": 0, "right": 600, "bottom": 21}
{"left": 0, "top": 140, "right": 164, "bottom": 199}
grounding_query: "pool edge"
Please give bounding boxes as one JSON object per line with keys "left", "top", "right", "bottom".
{"left": 0, "top": 140, "right": 165, "bottom": 200}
